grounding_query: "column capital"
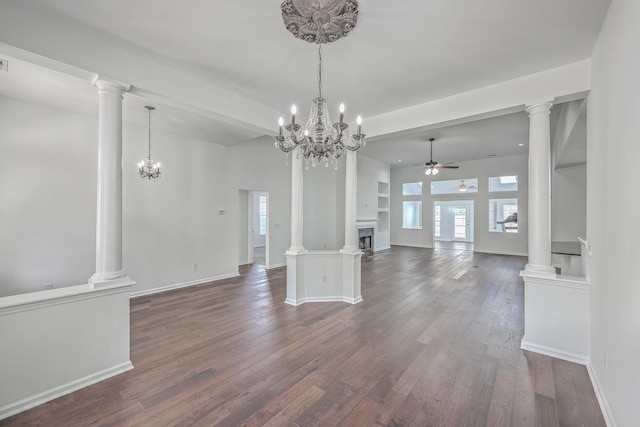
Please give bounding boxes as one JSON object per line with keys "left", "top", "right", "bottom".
{"left": 91, "top": 75, "right": 131, "bottom": 95}
{"left": 526, "top": 101, "right": 553, "bottom": 117}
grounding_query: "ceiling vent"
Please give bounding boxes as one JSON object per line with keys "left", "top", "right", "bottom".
{"left": 0, "top": 58, "right": 7, "bottom": 71}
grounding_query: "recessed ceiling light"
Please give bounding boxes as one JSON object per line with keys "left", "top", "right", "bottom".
{"left": 518, "top": 143, "right": 524, "bottom": 146}
{"left": 398, "top": 160, "right": 402, "bottom": 162}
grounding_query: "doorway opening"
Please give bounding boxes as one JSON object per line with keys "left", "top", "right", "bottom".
{"left": 238, "top": 190, "right": 269, "bottom": 268}
{"left": 434, "top": 200, "right": 474, "bottom": 250}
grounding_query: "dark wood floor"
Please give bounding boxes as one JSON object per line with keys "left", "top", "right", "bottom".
{"left": 2, "top": 246, "right": 605, "bottom": 426}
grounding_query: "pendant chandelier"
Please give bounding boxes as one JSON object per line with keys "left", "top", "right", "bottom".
{"left": 275, "top": 0, "right": 365, "bottom": 169}
{"left": 138, "top": 105, "right": 161, "bottom": 180}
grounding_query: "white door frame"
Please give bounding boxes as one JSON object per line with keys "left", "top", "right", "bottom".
{"left": 247, "top": 191, "right": 269, "bottom": 267}
{"left": 433, "top": 200, "right": 475, "bottom": 244}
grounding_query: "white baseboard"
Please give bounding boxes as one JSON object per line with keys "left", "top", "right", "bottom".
{"left": 284, "top": 297, "right": 303, "bottom": 306}
{"left": 265, "top": 262, "right": 286, "bottom": 270}
{"left": 285, "top": 296, "right": 363, "bottom": 305}
{"left": 587, "top": 363, "right": 617, "bottom": 427}
{"left": 520, "top": 339, "right": 590, "bottom": 365}
{"left": 475, "top": 249, "right": 528, "bottom": 257}
{"left": 130, "top": 273, "right": 240, "bottom": 298}
{"left": 0, "top": 361, "right": 133, "bottom": 421}
{"left": 391, "top": 243, "right": 433, "bottom": 249}
{"left": 374, "top": 246, "right": 391, "bottom": 252}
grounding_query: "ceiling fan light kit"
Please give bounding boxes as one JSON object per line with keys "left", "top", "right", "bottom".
{"left": 275, "top": 0, "right": 365, "bottom": 169}
{"left": 424, "top": 137, "right": 459, "bottom": 176}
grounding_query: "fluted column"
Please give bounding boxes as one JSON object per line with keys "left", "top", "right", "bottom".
{"left": 525, "top": 102, "right": 555, "bottom": 275}
{"left": 287, "top": 151, "right": 305, "bottom": 254}
{"left": 89, "top": 77, "right": 132, "bottom": 286}
{"left": 342, "top": 150, "right": 359, "bottom": 253}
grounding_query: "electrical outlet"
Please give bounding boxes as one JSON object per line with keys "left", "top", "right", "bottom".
{"left": 0, "top": 59, "right": 7, "bottom": 72}
{"left": 322, "top": 275, "right": 327, "bottom": 283}
{"left": 43, "top": 283, "right": 53, "bottom": 290}
{"left": 193, "top": 262, "right": 199, "bottom": 270}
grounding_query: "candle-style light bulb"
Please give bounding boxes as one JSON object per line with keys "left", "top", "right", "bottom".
{"left": 291, "top": 105, "right": 297, "bottom": 124}
{"left": 278, "top": 117, "right": 284, "bottom": 136}
{"left": 157, "top": 162, "right": 161, "bottom": 168}
{"left": 339, "top": 102, "right": 345, "bottom": 123}
{"left": 356, "top": 115, "right": 362, "bottom": 134}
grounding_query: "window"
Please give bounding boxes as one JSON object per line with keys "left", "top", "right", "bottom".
{"left": 434, "top": 205, "right": 441, "bottom": 237}
{"left": 402, "top": 182, "right": 422, "bottom": 195}
{"left": 403, "top": 201, "right": 422, "bottom": 229}
{"left": 489, "top": 198, "right": 518, "bottom": 233}
{"left": 489, "top": 175, "right": 518, "bottom": 192}
{"left": 431, "top": 178, "right": 478, "bottom": 195}
{"left": 258, "top": 195, "right": 267, "bottom": 235}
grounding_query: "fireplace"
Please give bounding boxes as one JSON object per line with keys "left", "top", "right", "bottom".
{"left": 358, "top": 227, "right": 374, "bottom": 257}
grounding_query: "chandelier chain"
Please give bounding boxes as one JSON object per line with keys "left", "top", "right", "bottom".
{"left": 147, "top": 107, "right": 152, "bottom": 159}
{"left": 318, "top": 44, "right": 322, "bottom": 99}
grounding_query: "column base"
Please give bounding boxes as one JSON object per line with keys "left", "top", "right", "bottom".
{"left": 285, "top": 246, "right": 307, "bottom": 255}
{"left": 89, "top": 271, "right": 135, "bottom": 288}
{"left": 523, "top": 263, "right": 556, "bottom": 278}
{"left": 340, "top": 246, "right": 361, "bottom": 255}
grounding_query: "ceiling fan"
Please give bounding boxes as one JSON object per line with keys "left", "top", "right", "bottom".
{"left": 457, "top": 180, "right": 477, "bottom": 192}
{"left": 424, "top": 138, "right": 459, "bottom": 175}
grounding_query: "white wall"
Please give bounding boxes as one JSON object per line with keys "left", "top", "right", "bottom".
{"left": 226, "top": 137, "right": 291, "bottom": 268}
{"left": 303, "top": 163, "right": 341, "bottom": 250}
{"left": 552, "top": 165, "right": 586, "bottom": 242}
{"left": 0, "top": 97, "right": 97, "bottom": 296}
{"left": 0, "top": 95, "right": 241, "bottom": 297}
{"left": 237, "top": 190, "right": 249, "bottom": 264}
{"left": 123, "top": 119, "right": 237, "bottom": 295}
{"left": 391, "top": 154, "right": 528, "bottom": 255}
{"left": 588, "top": 1, "right": 640, "bottom": 425}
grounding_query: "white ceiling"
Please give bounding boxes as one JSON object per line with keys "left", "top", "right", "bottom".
{"left": 0, "top": 0, "right": 610, "bottom": 164}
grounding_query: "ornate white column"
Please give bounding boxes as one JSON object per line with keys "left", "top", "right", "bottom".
{"left": 89, "top": 77, "right": 132, "bottom": 287}
{"left": 287, "top": 151, "right": 306, "bottom": 254}
{"left": 342, "top": 150, "right": 358, "bottom": 253}
{"left": 525, "top": 102, "right": 555, "bottom": 276}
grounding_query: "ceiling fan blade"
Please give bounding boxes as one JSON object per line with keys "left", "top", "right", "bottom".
{"left": 438, "top": 165, "right": 459, "bottom": 169}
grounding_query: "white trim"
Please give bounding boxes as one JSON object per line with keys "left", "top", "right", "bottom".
{"left": 129, "top": 273, "right": 240, "bottom": 298}
{"left": 0, "top": 282, "right": 132, "bottom": 316}
{"left": 374, "top": 245, "right": 391, "bottom": 252}
{"left": 0, "top": 361, "right": 133, "bottom": 421}
{"left": 265, "top": 263, "right": 286, "bottom": 270}
{"left": 391, "top": 243, "right": 433, "bottom": 249}
{"left": 474, "top": 249, "right": 528, "bottom": 257}
{"left": 520, "top": 273, "right": 590, "bottom": 290}
{"left": 285, "top": 296, "right": 363, "bottom": 305}
{"left": 587, "top": 363, "right": 617, "bottom": 427}
{"left": 520, "top": 338, "right": 589, "bottom": 365}
{"left": 284, "top": 297, "right": 304, "bottom": 306}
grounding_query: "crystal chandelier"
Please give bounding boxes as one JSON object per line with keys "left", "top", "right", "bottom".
{"left": 275, "top": 0, "right": 365, "bottom": 169}
{"left": 138, "top": 105, "right": 161, "bottom": 180}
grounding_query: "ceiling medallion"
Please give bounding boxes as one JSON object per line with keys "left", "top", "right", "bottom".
{"left": 281, "top": 0, "right": 359, "bottom": 44}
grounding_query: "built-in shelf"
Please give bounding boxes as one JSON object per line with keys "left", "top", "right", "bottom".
{"left": 378, "top": 182, "right": 389, "bottom": 195}
{"left": 377, "top": 181, "right": 390, "bottom": 234}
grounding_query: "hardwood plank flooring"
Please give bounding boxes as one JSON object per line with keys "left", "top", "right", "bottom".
{"left": 1, "top": 246, "right": 605, "bottom": 426}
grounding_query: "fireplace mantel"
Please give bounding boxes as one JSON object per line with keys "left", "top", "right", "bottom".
{"left": 356, "top": 219, "right": 377, "bottom": 229}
